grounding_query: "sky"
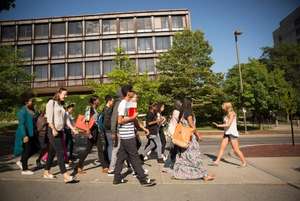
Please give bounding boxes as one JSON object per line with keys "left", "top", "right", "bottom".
{"left": 0, "top": 0, "right": 299, "bottom": 73}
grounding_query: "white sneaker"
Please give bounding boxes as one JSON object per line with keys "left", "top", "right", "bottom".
{"left": 21, "top": 170, "right": 34, "bottom": 175}
{"left": 143, "top": 155, "right": 149, "bottom": 161}
{"left": 162, "top": 154, "right": 167, "bottom": 162}
{"left": 146, "top": 150, "right": 152, "bottom": 156}
{"left": 65, "top": 163, "right": 70, "bottom": 168}
{"left": 16, "top": 161, "right": 23, "bottom": 170}
{"left": 144, "top": 168, "right": 149, "bottom": 175}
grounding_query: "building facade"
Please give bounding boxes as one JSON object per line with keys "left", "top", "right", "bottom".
{"left": 0, "top": 9, "right": 191, "bottom": 94}
{"left": 273, "top": 6, "right": 300, "bottom": 46}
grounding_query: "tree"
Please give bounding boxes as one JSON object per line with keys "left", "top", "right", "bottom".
{"left": 156, "top": 29, "right": 224, "bottom": 123}
{"left": 0, "top": 46, "right": 32, "bottom": 111}
{"left": 0, "top": 0, "right": 15, "bottom": 12}
{"left": 88, "top": 48, "right": 168, "bottom": 113}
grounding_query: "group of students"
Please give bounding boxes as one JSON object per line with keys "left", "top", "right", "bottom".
{"left": 14, "top": 84, "right": 247, "bottom": 186}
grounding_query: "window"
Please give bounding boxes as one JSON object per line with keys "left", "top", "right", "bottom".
{"left": 18, "top": 25, "right": 32, "bottom": 39}
{"left": 35, "top": 24, "right": 49, "bottom": 38}
{"left": 18, "top": 45, "right": 32, "bottom": 59}
{"left": 154, "top": 16, "right": 169, "bottom": 31}
{"left": 103, "top": 60, "right": 115, "bottom": 75}
{"left": 138, "top": 58, "right": 155, "bottom": 73}
{"left": 138, "top": 37, "right": 153, "bottom": 52}
{"left": 23, "top": 66, "right": 32, "bottom": 75}
{"left": 51, "top": 43, "right": 65, "bottom": 58}
{"left": 34, "top": 65, "right": 48, "bottom": 80}
{"left": 155, "top": 36, "right": 171, "bottom": 50}
{"left": 86, "top": 61, "right": 100, "bottom": 77}
{"left": 172, "top": 16, "right": 184, "bottom": 30}
{"left": 51, "top": 63, "right": 65, "bottom": 80}
{"left": 85, "top": 40, "right": 100, "bottom": 55}
{"left": 68, "top": 62, "right": 82, "bottom": 78}
{"left": 68, "top": 41, "right": 82, "bottom": 57}
{"left": 1, "top": 25, "right": 16, "bottom": 40}
{"left": 52, "top": 22, "right": 65, "bottom": 37}
{"left": 102, "top": 19, "right": 116, "bottom": 33}
{"left": 68, "top": 21, "right": 82, "bottom": 35}
{"left": 102, "top": 39, "right": 117, "bottom": 54}
{"left": 34, "top": 44, "right": 48, "bottom": 59}
{"left": 120, "top": 38, "right": 135, "bottom": 52}
{"left": 85, "top": 20, "right": 100, "bottom": 34}
{"left": 120, "top": 18, "right": 134, "bottom": 33}
{"left": 137, "top": 17, "right": 152, "bottom": 32}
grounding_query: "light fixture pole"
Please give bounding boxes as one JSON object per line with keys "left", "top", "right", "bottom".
{"left": 234, "top": 30, "right": 247, "bottom": 134}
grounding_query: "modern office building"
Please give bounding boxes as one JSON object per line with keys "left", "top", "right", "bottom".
{"left": 0, "top": 9, "right": 190, "bottom": 94}
{"left": 273, "top": 6, "right": 300, "bottom": 46}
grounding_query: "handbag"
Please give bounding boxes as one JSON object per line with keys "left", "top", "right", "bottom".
{"left": 172, "top": 123, "right": 194, "bottom": 148}
{"left": 75, "top": 114, "right": 95, "bottom": 132}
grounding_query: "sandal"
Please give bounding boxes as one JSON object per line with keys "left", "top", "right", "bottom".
{"left": 203, "top": 174, "right": 215, "bottom": 181}
{"left": 43, "top": 172, "right": 56, "bottom": 179}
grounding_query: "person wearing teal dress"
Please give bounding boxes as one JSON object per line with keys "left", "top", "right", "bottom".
{"left": 14, "top": 92, "right": 36, "bottom": 175}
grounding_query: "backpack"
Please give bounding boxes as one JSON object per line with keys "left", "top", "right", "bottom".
{"left": 96, "top": 112, "right": 105, "bottom": 132}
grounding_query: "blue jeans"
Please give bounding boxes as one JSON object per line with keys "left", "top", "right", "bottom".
{"left": 105, "top": 130, "right": 113, "bottom": 162}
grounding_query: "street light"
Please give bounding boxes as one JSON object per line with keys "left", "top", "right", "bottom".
{"left": 234, "top": 30, "right": 247, "bottom": 134}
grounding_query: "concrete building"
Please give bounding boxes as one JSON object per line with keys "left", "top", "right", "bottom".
{"left": 0, "top": 9, "right": 191, "bottom": 94}
{"left": 273, "top": 6, "right": 300, "bottom": 46}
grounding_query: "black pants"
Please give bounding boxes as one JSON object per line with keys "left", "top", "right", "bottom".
{"left": 45, "top": 129, "right": 67, "bottom": 174}
{"left": 37, "top": 135, "right": 49, "bottom": 162}
{"left": 114, "top": 138, "right": 146, "bottom": 182}
{"left": 64, "top": 128, "right": 74, "bottom": 160}
{"left": 159, "top": 127, "right": 166, "bottom": 154}
{"left": 78, "top": 127, "right": 109, "bottom": 169}
{"left": 21, "top": 139, "right": 35, "bottom": 170}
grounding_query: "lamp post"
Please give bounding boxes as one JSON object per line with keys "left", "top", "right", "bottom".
{"left": 234, "top": 30, "right": 247, "bottom": 134}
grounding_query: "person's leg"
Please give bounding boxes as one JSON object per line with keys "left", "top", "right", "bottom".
{"left": 214, "top": 136, "right": 229, "bottom": 164}
{"left": 154, "top": 134, "right": 163, "bottom": 159}
{"left": 143, "top": 139, "right": 156, "bottom": 157}
{"left": 77, "top": 138, "right": 93, "bottom": 169}
{"left": 105, "top": 130, "right": 113, "bottom": 162}
{"left": 113, "top": 140, "right": 128, "bottom": 182}
{"left": 230, "top": 138, "right": 247, "bottom": 166}
{"left": 96, "top": 130, "right": 109, "bottom": 170}
{"left": 109, "top": 135, "right": 121, "bottom": 171}
{"left": 44, "top": 140, "right": 56, "bottom": 171}
{"left": 159, "top": 128, "right": 166, "bottom": 154}
{"left": 21, "top": 141, "right": 31, "bottom": 171}
{"left": 52, "top": 134, "right": 67, "bottom": 174}
{"left": 124, "top": 138, "right": 146, "bottom": 181}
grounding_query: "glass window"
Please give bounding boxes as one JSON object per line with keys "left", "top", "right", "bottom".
{"left": 155, "top": 36, "right": 171, "bottom": 50}
{"left": 34, "top": 65, "right": 48, "bottom": 80}
{"left": 51, "top": 43, "right": 65, "bottom": 58}
{"left": 85, "top": 20, "right": 99, "bottom": 34}
{"left": 102, "top": 39, "right": 117, "bottom": 54}
{"left": 138, "top": 37, "right": 153, "bottom": 52}
{"left": 137, "top": 17, "right": 152, "bottom": 32}
{"left": 85, "top": 40, "right": 100, "bottom": 55}
{"left": 138, "top": 58, "right": 155, "bottom": 73}
{"left": 68, "top": 62, "right": 82, "bottom": 78}
{"left": 35, "top": 24, "right": 49, "bottom": 38}
{"left": 68, "top": 41, "right": 82, "bottom": 57}
{"left": 51, "top": 63, "right": 65, "bottom": 80}
{"left": 85, "top": 61, "right": 100, "bottom": 77}
{"left": 34, "top": 44, "right": 48, "bottom": 59}
{"left": 102, "top": 19, "right": 116, "bottom": 33}
{"left": 18, "top": 45, "right": 32, "bottom": 59}
{"left": 120, "top": 38, "right": 135, "bottom": 52}
{"left": 1, "top": 25, "right": 16, "bottom": 40}
{"left": 120, "top": 18, "right": 134, "bottom": 33}
{"left": 103, "top": 60, "right": 115, "bottom": 75}
{"left": 172, "top": 16, "right": 184, "bottom": 29}
{"left": 18, "top": 25, "right": 32, "bottom": 39}
{"left": 52, "top": 22, "right": 65, "bottom": 37}
{"left": 23, "top": 66, "right": 32, "bottom": 75}
{"left": 68, "top": 21, "right": 82, "bottom": 35}
{"left": 154, "top": 16, "right": 169, "bottom": 31}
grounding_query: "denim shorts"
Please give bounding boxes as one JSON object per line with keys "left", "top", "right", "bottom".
{"left": 223, "top": 134, "right": 238, "bottom": 140}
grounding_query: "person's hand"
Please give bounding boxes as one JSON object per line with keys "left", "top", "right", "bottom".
{"left": 52, "top": 128, "right": 58, "bottom": 136}
{"left": 72, "top": 128, "right": 79, "bottom": 135}
{"left": 132, "top": 112, "right": 138, "bottom": 120}
{"left": 23, "top": 136, "right": 29, "bottom": 143}
{"left": 212, "top": 122, "right": 218, "bottom": 127}
{"left": 195, "top": 131, "right": 203, "bottom": 141}
{"left": 144, "top": 128, "right": 150, "bottom": 135}
{"left": 111, "top": 133, "right": 117, "bottom": 141}
{"left": 86, "top": 129, "right": 91, "bottom": 135}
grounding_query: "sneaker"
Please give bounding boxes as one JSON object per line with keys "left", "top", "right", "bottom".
{"left": 107, "top": 170, "right": 114, "bottom": 176}
{"left": 162, "top": 154, "right": 167, "bottom": 162}
{"left": 113, "top": 179, "right": 128, "bottom": 185}
{"left": 16, "top": 161, "right": 23, "bottom": 170}
{"left": 65, "top": 163, "right": 70, "bottom": 169}
{"left": 139, "top": 178, "right": 156, "bottom": 187}
{"left": 144, "top": 169, "right": 149, "bottom": 175}
{"left": 143, "top": 155, "right": 149, "bottom": 161}
{"left": 36, "top": 160, "right": 43, "bottom": 169}
{"left": 146, "top": 150, "right": 152, "bottom": 156}
{"left": 93, "top": 160, "right": 101, "bottom": 166}
{"left": 21, "top": 170, "right": 34, "bottom": 175}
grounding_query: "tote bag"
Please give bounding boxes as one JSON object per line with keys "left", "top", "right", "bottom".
{"left": 75, "top": 114, "right": 95, "bottom": 132}
{"left": 172, "top": 123, "right": 194, "bottom": 148}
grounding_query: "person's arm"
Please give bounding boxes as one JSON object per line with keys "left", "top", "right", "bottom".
{"left": 46, "top": 100, "right": 58, "bottom": 136}
{"left": 66, "top": 115, "right": 78, "bottom": 134}
{"left": 134, "top": 119, "right": 150, "bottom": 135}
{"left": 187, "top": 115, "right": 196, "bottom": 133}
{"left": 213, "top": 112, "right": 235, "bottom": 128}
{"left": 118, "top": 114, "right": 137, "bottom": 125}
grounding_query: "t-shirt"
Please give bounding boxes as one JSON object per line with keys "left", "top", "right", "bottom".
{"left": 117, "top": 99, "right": 135, "bottom": 139}
{"left": 103, "top": 106, "right": 113, "bottom": 130}
{"left": 146, "top": 111, "right": 158, "bottom": 136}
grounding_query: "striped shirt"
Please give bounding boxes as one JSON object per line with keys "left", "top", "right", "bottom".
{"left": 117, "top": 99, "right": 135, "bottom": 139}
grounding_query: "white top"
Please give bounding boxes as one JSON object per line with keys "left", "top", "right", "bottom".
{"left": 117, "top": 99, "right": 135, "bottom": 139}
{"left": 166, "top": 109, "right": 180, "bottom": 137}
{"left": 224, "top": 115, "right": 239, "bottom": 137}
{"left": 46, "top": 99, "right": 69, "bottom": 131}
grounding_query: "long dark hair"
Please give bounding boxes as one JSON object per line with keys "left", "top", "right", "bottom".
{"left": 178, "top": 98, "right": 193, "bottom": 121}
